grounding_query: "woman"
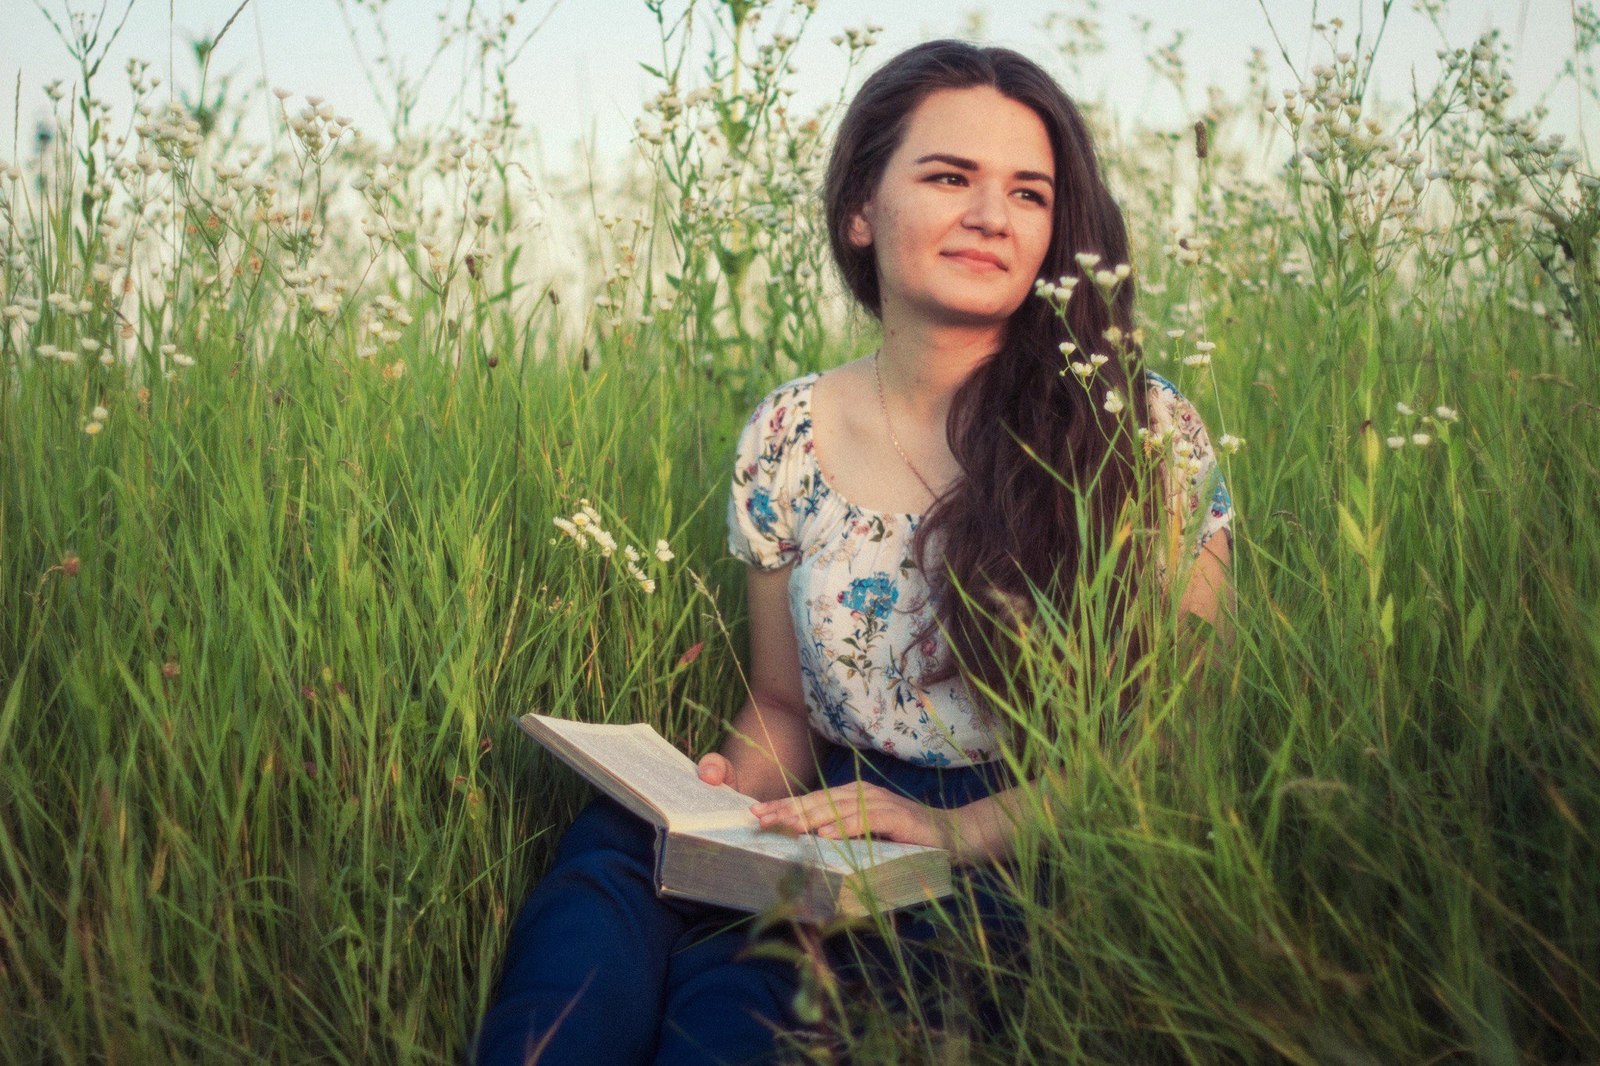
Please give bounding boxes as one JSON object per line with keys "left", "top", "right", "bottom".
{"left": 476, "top": 38, "right": 1232, "bottom": 1066}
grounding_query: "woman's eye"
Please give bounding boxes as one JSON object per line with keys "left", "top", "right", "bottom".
{"left": 1016, "top": 189, "right": 1049, "bottom": 206}
{"left": 929, "top": 172, "right": 966, "bottom": 186}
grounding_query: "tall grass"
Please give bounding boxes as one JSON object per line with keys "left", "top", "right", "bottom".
{"left": 2, "top": 1, "right": 1598, "bottom": 1062}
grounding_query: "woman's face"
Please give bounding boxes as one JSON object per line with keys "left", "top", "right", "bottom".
{"left": 848, "top": 85, "right": 1056, "bottom": 331}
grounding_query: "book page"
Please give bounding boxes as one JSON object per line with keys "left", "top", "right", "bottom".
{"left": 682, "top": 824, "right": 938, "bottom": 874}
{"left": 519, "top": 714, "right": 759, "bottom": 831}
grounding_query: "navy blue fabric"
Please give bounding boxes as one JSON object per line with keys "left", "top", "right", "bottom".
{"left": 472, "top": 743, "right": 1020, "bottom": 1066}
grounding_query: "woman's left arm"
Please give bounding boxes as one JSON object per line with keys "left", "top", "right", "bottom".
{"left": 752, "top": 535, "right": 1234, "bottom": 866}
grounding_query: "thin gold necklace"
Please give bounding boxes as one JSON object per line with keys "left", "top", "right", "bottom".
{"left": 873, "top": 351, "right": 939, "bottom": 501}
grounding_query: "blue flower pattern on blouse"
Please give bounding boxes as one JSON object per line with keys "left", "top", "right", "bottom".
{"left": 840, "top": 574, "right": 898, "bottom": 620}
{"left": 747, "top": 487, "right": 778, "bottom": 535}
{"left": 728, "top": 372, "right": 1233, "bottom": 767}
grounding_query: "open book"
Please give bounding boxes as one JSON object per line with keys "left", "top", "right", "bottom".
{"left": 517, "top": 713, "right": 952, "bottom": 924}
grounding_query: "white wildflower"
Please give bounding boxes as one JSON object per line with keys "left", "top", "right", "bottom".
{"left": 1218, "top": 433, "right": 1244, "bottom": 454}
{"left": 1102, "top": 389, "right": 1126, "bottom": 415}
{"left": 1386, "top": 435, "right": 1407, "bottom": 449}
{"left": 1434, "top": 405, "right": 1458, "bottom": 421}
{"left": 1411, "top": 432, "right": 1432, "bottom": 446}
{"left": 92, "top": 405, "right": 108, "bottom": 421}
{"left": 654, "top": 540, "right": 675, "bottom": 563}
{"left": 1396, "top": 401, "right": 1414, "bottom": 416}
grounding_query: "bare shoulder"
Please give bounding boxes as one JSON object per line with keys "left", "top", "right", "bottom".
{"left": 811, "top": 357, "right": 876, "bottom": 431}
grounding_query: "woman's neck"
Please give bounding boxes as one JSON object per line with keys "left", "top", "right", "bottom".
{"left": 875, "top": 316, "right": 1003, "bottom": 428}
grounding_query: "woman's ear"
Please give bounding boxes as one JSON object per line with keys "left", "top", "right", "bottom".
{"left": 846, "top": 206, "right": 873, "bottom": 249}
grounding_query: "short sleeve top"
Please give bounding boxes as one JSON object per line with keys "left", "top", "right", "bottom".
{"left": 727, "top": 370, "right": 1232, "bottom": 768}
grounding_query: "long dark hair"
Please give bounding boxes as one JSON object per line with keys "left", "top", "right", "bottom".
{"left": 824, "top": 40, "right": 1149, "bottom": 728}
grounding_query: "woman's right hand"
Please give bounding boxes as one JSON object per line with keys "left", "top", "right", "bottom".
{"left": 696, "top": 752, "right": 739, "bottom": 791}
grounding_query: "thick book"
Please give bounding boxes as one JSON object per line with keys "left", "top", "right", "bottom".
{"left": 516, "top": 713, "right": 952, "bottom": 923}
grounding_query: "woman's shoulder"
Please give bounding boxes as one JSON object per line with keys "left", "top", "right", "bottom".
{"left": 1142, "top": 368, "right": 1185, "bottom": 406}
{"left": 1141, "top": 369, "right": 1205, "bottom": 431}
{"left": 734, "top": 372, "right": 821, "bottom": 465}
{"left": 745, "top": 371, "right": 821, "bottom": 419}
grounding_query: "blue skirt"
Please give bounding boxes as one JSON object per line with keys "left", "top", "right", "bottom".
{"left": 473, "top": 742, "right": 1021, "bottom": 1066}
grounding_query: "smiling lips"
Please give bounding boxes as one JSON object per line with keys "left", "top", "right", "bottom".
{"left": 943, "top": 249, "right": 1007, "bottom": 271}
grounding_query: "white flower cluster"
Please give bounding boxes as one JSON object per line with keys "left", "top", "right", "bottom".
{"left": 1033, "top": 273, "right": 1080, "bottom": 307}
{"left": 160, "top": 343, "right": 196, "bottom": 369}
{"left": 358, "top": 295, "right": 414, "bottom": 358}
{"left": 1164, "top": 231, "right": 1208, "bottom": 267}
{"left": 1137, "top": 424, "right": 1212, "bottom": 480}
{"left": 84, "top": 403, "right": 109, "bottom": 437}
{"left": 1385, "top": 400, "right": 1460, "bottom": 449}
{"left": 551, "top": 500, "right": 674, "bottom": 594}
{"left": 276, "top": 92, "right": 356, "bottom": 157}
{"left": 831, "top": 23, "right": 884, "bottom": 53}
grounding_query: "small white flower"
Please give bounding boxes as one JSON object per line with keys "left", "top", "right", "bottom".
{"left": 92, "top": 405, "right": 109, "bottom": 421}
{"left": 1074, "top": 251, "right": 1101, "bottom": 270}
{"left": 171, "top": 352, "right": 195, "bottom": 368}
{"left": 1093, "top": 268, "right": 1119, "bottom": 290}
{"left": 592, "top": 529, "right": 618, "bottom": 557}
{"left": 1102, "top": 389, "right": 1126, "bottom": 415}
{"left": 1058, "top": 341, "right": 1077, "bottom": 356}
{"left": 624, "top": 545, "right": 642, "bottom": 563}
{"left": 1396, "top": 401, "right": 1414, "bottom": 416}
{"left": 1070, "top": 361, "right": 1094, "bottom": 379}
{"left": 1434, "top": 405, "right": 1458, "bottom": 421}
{"left": 1194, "top": 340, "right": 1217, "bottom": 353}
{"left": 1411, "top": 432, "right": 1432, "bottom": 446}
{"left": 1386, "top": 435, "right": 1407, "bottom": 449}
{"left": 1183, "top": 353, "right": 1212, "bottom": 368}
{"left": 1089, "top": 353, "right": 1109, "bottom": 367}
{"left": 1217, "top": 433, "right": 1244, "bottom": 454}
{"left": 654, "top": 539, "right": 675, "bottom": 563}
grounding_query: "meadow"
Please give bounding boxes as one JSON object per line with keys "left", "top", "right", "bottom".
{"left": 1, "top": 0, "right": 1597, "bottom": 1062}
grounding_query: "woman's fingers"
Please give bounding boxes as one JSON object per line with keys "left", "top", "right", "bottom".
{"left": 753, "top": 783, "right": 894, "bottom": 836}
{"left": 697, "top": 753, "right": 735, "bottom": 789}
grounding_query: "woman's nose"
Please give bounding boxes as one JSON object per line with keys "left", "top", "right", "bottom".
{"left": 961, "top": 183, "right": 1009, "bottom": 235}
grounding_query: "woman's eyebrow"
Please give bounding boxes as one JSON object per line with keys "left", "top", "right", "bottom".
{"left": 912, "top": 152, "right": 1053, "bottom": 185}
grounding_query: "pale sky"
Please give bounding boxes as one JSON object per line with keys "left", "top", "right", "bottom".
{"left": 4, "top": 0, "right": 1592, "bottom": 169}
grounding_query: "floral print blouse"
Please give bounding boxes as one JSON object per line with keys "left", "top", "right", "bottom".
{"left": 727, "top": 371, "right": 1233, "bottom": 768}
